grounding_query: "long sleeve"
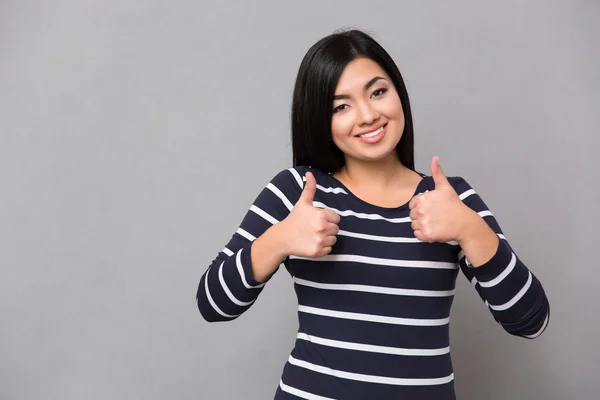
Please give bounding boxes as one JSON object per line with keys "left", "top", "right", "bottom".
{"left": 451, "top": 177, "right": 550, "bottom": 339}
{"left": 196, "top": 168, "right": 303, "bottom": 322}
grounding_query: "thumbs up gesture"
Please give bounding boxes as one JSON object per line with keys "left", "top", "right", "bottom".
{"left": 280, "top": 172, "right": 341, "bottom": 258}
{"left": 409, "top": 156, "right": 471, "bottom": 243}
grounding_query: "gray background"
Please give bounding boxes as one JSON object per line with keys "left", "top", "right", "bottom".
{"left": 1, "top": 1, "right": 598, "bottom": 399}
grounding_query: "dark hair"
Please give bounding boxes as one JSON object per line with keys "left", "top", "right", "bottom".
{"left": 291, "top": 29, "right": 415, "bottom": 173}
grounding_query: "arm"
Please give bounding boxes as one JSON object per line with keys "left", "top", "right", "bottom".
{"left": 452, "top": 177, "right": 550, "bottom": 339}
{"left": 196, "top": 168, "right": 301, "bottom": 322}
{"left": 249, "top": 223, "right": 291, "bottom": 282}
{"left": 455, "top": 209, "right": 499, "bottom": 268}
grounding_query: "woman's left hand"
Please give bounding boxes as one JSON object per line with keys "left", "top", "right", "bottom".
{"left": 409, "top": 156, "right": 474, "bottom": 243}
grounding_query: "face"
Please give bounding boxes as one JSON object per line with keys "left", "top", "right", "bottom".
{"left": 331, "top": 57, "right": 405, "bottom": 165}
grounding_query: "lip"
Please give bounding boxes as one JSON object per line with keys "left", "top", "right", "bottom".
{"left": 356, "top": 123, "right": 387, "bottom": 144}
{"left": 355, "top": 123, "right": 387, "bottom": 137}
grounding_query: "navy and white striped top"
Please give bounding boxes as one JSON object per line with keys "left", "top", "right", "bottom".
{"left": 197, "top": 166, "right": 550, "bottom": 399}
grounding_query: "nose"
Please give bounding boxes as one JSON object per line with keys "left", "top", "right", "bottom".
{"left": 356, "top": 100, "right": 379, "bottom": 126}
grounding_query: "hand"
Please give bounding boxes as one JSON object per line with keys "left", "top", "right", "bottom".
{"left": 409, "top": 156, "right": 473, "bottom": 243}
{"left": 280, "top": 172, "right": 340, "bottom": 257}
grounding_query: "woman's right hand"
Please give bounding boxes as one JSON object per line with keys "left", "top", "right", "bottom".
{"left": 279, "top": 172, "right": 341, "bottom": 258}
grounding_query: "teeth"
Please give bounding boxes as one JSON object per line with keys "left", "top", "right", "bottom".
{"left": 359, "top": 126, "right": 383, "bottom": 138}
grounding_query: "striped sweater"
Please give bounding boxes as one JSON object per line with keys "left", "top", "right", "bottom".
{"left": 196, "top": 166, "right": 550, "bottom": 399}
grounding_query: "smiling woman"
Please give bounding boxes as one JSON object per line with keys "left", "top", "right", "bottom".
{"left": 291, "top": 30, "right": 415, "bottom": 176}
{"left": 332, "top": 63, "right": 402, "bottom": 153}
{"left": 196, "top": 29, "right": 550, "bottom": 399}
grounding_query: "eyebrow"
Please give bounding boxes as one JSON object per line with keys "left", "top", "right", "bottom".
{"left": 333, "top": 76, "right": 387, "bottom": 100}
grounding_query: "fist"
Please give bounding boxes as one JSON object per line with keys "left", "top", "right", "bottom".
{"left": 281, "top": 171, "right": 340, "bottom": 257}
{"left": 409, "top": 156, "right": 470, "bottom": 243}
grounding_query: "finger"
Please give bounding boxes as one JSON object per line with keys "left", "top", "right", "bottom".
{"left": 322, "top": 235, "right": 337, "bottom": 247}
{"left": 408, "top": 196, "right": 416, "bottom": 210}
{"left": 409, "top": 193, "right": 424, "bottom": 210}
{"left": 324, "top": 223, "right": 340, "bottom": 236}
{"left": 430, "top": 156, "right": 450, "bottom": 189}
{"left": 316, "top": 246, "right": 333, "bottom": 257}
{"left": 298, "top": 171, "right": 317, "bottom": 205}
{"left": 411, "top": 220, "right": 421, "bottom": 231}
{"left": 409, "top": 209, "right": 418, "bottom": 221}
{"left": 413, "top": 230, "right": 425, "bottom": 242}
{"left": 324, "top": 209, "right": 341, "bottom": 224}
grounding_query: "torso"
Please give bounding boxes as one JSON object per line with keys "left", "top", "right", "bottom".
{"left": 331, "top": 168, "right": 425, "bottom": 209}
{"left": 275, "top": 166, "right": 459, "bottom": 399}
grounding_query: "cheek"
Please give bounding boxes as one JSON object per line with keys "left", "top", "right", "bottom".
{"left": 380, "top": 91, "right": 404, "bottom": 121}
{"left": 386, "top": 98, "right": 404, "bottom": 121}
{"left": 331, "top": 115, "right": 354, "bottom": 141}
{"left": 396, "top": 111, "right": 406, "bottom": 131}
{"left": 398, "top": 105, "right": 405, "bottom": 123}
{"left": 385, "top": 101, "right": 405, "bottom": 135}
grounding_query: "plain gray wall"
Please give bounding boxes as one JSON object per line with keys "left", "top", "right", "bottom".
{"left": 1, "top": 1, "right": 598, "bottom": 399}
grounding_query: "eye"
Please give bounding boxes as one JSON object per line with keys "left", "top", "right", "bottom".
{"left": 371, "top": 88, "right": 388, "bottom": 98}
{"left": 333, "top": 104, "right": 348, "bottom": 113}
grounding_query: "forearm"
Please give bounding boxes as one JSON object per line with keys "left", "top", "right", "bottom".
{"left": 197, "top": 168, "right": 303, "bottom": 322}
{"left": 457, "top": 209, "right": 500, "bottom": 267}
{"left": 450, "top": 176, "right": 549, "bottom": 338}
{"left": 197, "top": 211, "right": 291, "bottom": 322}
{"left": 250, "top": 221, "right": 290, "bottom": 283}
{"left": 457, "top": 210, "right": 549, "bottom": 337}
{"left": 461, "top": 236, "right": 550, "bottom": 337}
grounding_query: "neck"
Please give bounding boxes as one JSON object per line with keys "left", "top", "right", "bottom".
{"left": 336, "top": 154, "right": 412, "bottom": 189}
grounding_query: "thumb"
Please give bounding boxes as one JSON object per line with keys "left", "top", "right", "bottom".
{"left": 431, "top": 156, "right": 450, "bottom": 189}
{"left": 298, "top": 171, "right": 317, "bottom": 205}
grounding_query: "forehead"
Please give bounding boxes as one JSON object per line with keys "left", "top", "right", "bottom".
{"left": 335, "top": 57, "right": 390, "bottom": 91}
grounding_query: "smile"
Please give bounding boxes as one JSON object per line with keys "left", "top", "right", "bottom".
{"left": 356, "top": 123, "right": 387, "bottom": 144}
{"left": 359, "top": 126, "right": 384, "bottom": 138}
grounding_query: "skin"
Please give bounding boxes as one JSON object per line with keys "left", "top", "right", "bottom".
{"left": 410, "top": 155, "right": 499, "bottom": 267}
{"left": 330, "top": 57, "right": 422, "bottom": 208}
{"left": 250, "top": 57, "right": 499, "bottom": 282}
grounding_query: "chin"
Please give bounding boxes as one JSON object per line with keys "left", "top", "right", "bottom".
{"left": 356, "top": 140, "right": 401, "bottom": 162}
{"left": 335, "top": 133, "right": 402, "bottom": 164}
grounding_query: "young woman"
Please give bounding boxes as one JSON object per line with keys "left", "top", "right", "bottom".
{"left": 196, "top": 29, "right": 549, "bottom": 399}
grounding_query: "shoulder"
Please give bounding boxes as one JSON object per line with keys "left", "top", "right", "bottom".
{"left": 447, "top": 176, "right": 479, "bottom": 203}
{"left": 447, "top": 176, "right": 474, "bottom": 193}
{"left": 265, "top": 166, "right": 332, "bottom": 203}
{"left": 419, "top": 173, "right": 476, "bottom": 197}
{"left": 269, "top": 165, "right": 332, "bottom": 189}
{"left": 268, "top": 165, "right": 311, "bottom": 189}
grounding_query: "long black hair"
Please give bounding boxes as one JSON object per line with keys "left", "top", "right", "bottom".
{"left": 291, "top": 29, "right": 415, "bottom": 173}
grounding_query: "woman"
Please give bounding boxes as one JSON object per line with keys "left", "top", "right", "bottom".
{"left": 197, "top": 29, "right": 549, "bottom": 399}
